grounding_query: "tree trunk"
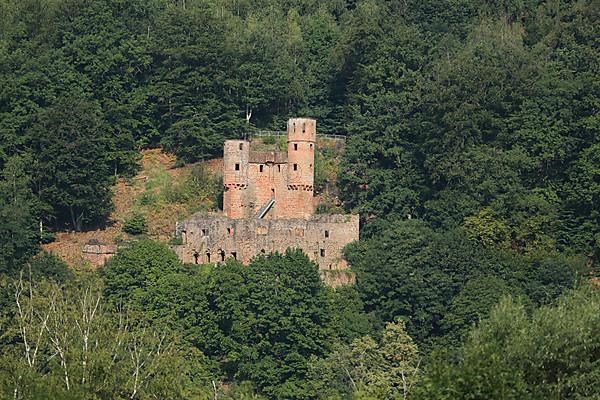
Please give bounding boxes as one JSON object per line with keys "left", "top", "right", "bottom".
{"left": 245, "top": 105, "right": 252, "bottom": 124}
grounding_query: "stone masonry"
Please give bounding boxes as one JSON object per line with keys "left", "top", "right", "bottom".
{"left": 173, "top": 118, "right": 359, "bottom": 274}
{"left": 223, "top": 118, "right": 316, "bottom": 219}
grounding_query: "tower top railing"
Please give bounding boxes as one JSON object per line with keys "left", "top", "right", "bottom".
{"left": 248, "top": 130, "right": 346, "bottom": 142}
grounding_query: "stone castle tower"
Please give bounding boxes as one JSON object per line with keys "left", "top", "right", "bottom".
{"left": 174, "top": 118, "right": 359, "bottom": 283}
{"left": 223, "top": 118, "right": 316, "bottom": 219}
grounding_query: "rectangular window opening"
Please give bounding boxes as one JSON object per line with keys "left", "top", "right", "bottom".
{"left": 294, "top": 143, "right": 298, "bottom": 151}
{"left": 259, "top": 165, "right": 264, "bottom": 172}
{"left": 320, "top": 249, "right": 325, "bottom": 257}
{"left": 235, "top": 163, "right": 240, "bottom": 171}
{"left": 325, "top": 230, "right": 329, "bottom": 238}
{"left": 231, "top": 251, "right": 237, "bottom": 260}
{"left": 293, "top": 164, "right": 298, "bottom": 171}
{"left": 239, "top": 143, "right": 243, "bottom": 150}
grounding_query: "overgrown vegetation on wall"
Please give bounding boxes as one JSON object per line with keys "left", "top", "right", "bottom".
{"left": 0, "top": 0, "right": 598, "bottom": 398}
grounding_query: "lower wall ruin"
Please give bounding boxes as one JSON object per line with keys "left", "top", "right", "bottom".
{"left": 173, "top": 213, "right": 359, "bottom": 271}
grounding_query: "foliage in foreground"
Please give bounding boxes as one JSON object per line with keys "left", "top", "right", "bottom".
{"left": 415, "top": 286, "right": 600, "bottom": 400}
{"left": 102, "top": 243, "right": 371, "bottom": 398}
{"left": 0, "top": 274, "right": 211, "bottom": 399}
{"left": 309, "top": 320, "right": 420, "bottom": 399}
{"left": 1, "top": 239, "right": 598, "bottom": 399}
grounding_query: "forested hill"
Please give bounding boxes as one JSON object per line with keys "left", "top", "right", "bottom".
{"left": 1, "top": 0, "right": 598, "bottom": 243}
{"left": 0, "top": 0, "right": 599, "bottom": 399}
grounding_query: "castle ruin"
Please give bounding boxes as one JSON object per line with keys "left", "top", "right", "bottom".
{"left": 173, "top": 118, "right": 359, "bottom": 281}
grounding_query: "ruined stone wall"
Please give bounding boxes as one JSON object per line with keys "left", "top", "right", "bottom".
{"left": 173, "top": 213, "right": 359, "bottom": 271}
{"left": 82, "top": 243, "right": 117, "bottom": 267}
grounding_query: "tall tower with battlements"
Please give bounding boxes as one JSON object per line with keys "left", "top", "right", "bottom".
{"left": 283, "top": 118, "right": 315, "bottom": 218}
{"left": 222, "top": 140, "right": 249, "bottom": 219}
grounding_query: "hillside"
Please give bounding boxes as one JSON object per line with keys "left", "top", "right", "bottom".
{"left": 42, "top": 137, "right": 344, "bottom": 268}
{"left": 42, "top": 149, "right": 222, "bottom": 266}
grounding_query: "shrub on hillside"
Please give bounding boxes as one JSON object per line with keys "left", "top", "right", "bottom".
{"left": 122, "top": 212, "right": 148, "bottom": 235}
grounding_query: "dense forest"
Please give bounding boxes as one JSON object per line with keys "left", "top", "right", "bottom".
{"left": 0, "top": 0, "right": 598, "bottom": 398}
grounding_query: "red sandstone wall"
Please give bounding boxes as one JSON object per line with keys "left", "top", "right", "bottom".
{"left": 223, "top": 140, "right": 249, "bottom": 218}
{"left": 222, "top": 118, "right": 316, "bottom": 220}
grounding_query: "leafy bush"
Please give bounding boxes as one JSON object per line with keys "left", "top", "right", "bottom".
{"left": 414, "top": 287, "right": 600, "bottom": 400}
{"left": 262, "top": 135, "right": 276, "bottom": 145}
{"left": 169, "top": 234, "right": 183, "bottom": 245}
{"left": 28, "top": 252, "right": 73, "bottom": 283}
{"left": 102, "top": 240, "right": 182, "bottom": 306}
{"left": 166, "top": 164, "right": 222, "bottom": 210}
{"left": 316, "top": 202, "right": 344, "bottom": 214}
{"left": 39, "top": 230, "right": 56, "bottom": 244}
{"left": 122, "top": 212, "right": 148, "bottom": 235}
